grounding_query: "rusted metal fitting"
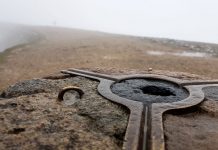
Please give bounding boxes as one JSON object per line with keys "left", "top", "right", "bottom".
{"left": 57, "top": 86, "right": 84, "bottom": 101}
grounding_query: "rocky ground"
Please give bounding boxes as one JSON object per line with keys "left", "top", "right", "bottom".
{"left": 1, "top": 24, "right": 218, "bottom": 150}
{"left": 0, "top": 72, "right": 128, "bottom": 150}
{"left": 164, "top": 99, "right": 218, "bottom": 150}
{"left": 0, "top": 68, "right": 218, "bottom": 150}
{"left": 1, "top": 24, "right": 218, "bottom": 91}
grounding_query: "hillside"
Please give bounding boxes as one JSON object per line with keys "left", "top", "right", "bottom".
{"left": 1, "top": 23, "right": 218, "bottom": 89}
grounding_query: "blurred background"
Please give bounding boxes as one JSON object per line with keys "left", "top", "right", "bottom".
{"left": 1, "top": 0, "right": 218, "bottom": 43}
{"left": 0, "top": 0, "right": 218, "bottom": 89}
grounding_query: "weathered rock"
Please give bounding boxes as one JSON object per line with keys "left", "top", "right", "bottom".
{"left": 0, "top": 75, "right": 128, "bottom": 150}
{"left": 1, "top": 68, "right": 218, "bottom": 150}
{"left": 164, "top": 99, "right": 218, "bottom": 150}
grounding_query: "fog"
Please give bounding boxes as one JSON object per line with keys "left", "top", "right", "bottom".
{"left": 0, "top": 0, "right": 218, "bottom": 43}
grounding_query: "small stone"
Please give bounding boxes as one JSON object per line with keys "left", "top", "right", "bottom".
{"left": 148, "top": 68, "right": 153, "bottom": 72}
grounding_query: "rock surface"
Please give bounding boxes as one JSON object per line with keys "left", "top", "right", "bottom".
{"left": 164, "top": 99, "right": 218, "bottom": 150}
{"left": 0, "top": 73, "right": 128, "bottom": 150}
{"left": 1, "top": 68, "right": 218, "bottom": 150}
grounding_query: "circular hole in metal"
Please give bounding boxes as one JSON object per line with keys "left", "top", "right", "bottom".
{"left": 141, "top": 85, "right": 176, "bottom": 96}
{"left": 111, "top": 78, "right": 189, "bottom": 105}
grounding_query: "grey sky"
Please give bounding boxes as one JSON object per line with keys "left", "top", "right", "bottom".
{"left": 0, "top": 0, "right": 218, "bottom": 43}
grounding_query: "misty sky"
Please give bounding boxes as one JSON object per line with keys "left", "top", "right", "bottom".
{"left": 0, "top": 0, "right": 218, "bottom": 43}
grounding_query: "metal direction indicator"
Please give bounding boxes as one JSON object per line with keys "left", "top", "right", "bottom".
{"left": 61, "top": 69, "right": 218, "bottom": 150}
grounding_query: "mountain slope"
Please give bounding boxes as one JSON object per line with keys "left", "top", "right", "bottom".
{"left": 0, "top": 23, "right": 218, "bottom": 89}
